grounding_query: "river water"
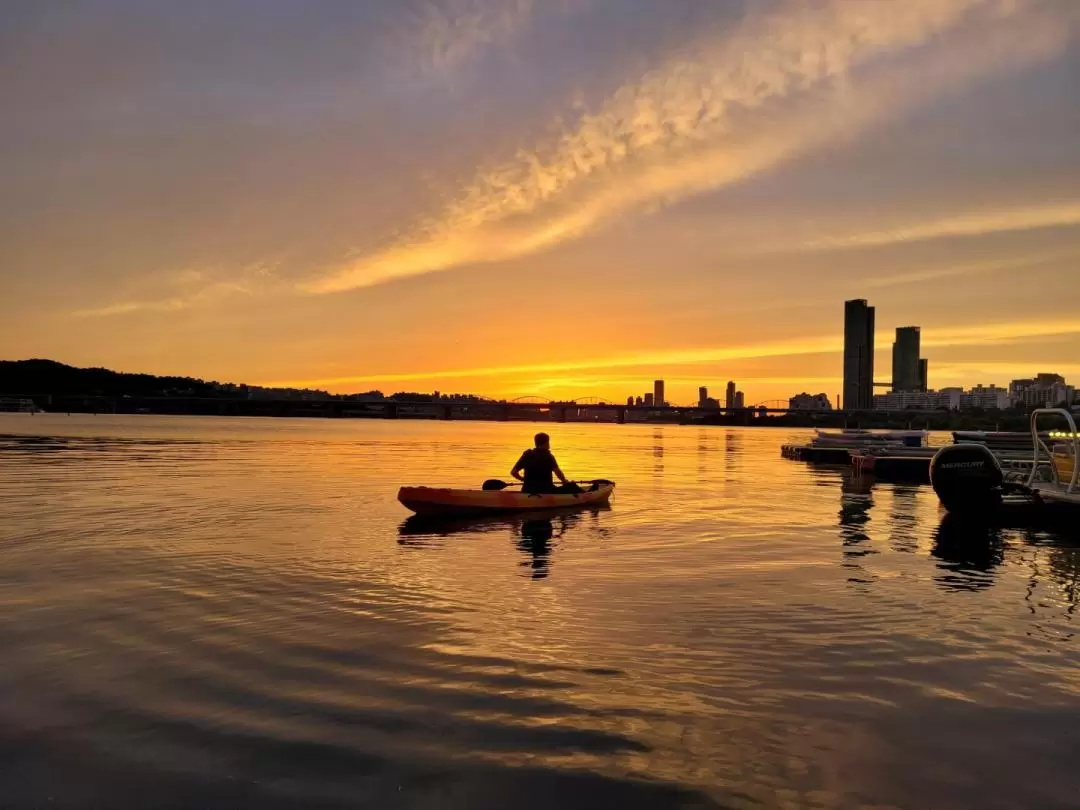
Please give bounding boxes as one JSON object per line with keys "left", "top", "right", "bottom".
{"left": 1, "top": 414, "right": 1079, "bottom": 809}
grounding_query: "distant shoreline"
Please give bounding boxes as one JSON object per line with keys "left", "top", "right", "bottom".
{"left": 2, "top": 396, "right": 1044, "bottom": 432}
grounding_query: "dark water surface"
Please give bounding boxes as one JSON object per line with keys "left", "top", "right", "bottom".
{"left": 2, "top": 415, "right": 1080, "bottom": 809}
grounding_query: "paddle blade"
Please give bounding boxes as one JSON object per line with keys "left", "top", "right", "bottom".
{"left": 482, "top": 479, "right": 510, "bottom": 491}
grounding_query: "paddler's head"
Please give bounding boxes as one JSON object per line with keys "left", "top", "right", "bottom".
{"left": 534, "top": 432, "right": 550, "bottom": 450}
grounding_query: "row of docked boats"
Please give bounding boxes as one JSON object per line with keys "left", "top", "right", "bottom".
{"left": 782, "top": 428, "right": 1038, "bottom": 483}
{"left": 783, "top": 409, "right": 1080, "bottom": 523}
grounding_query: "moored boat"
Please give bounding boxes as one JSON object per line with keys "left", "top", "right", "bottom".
{"left": 398, "top": 480, "right": 615, "bottom": 516}
{"left": 930, "top": 408, "right": 1080, "bottom": 522}
{"left": 782, "top": 429, "right": 927, "bottom": 464}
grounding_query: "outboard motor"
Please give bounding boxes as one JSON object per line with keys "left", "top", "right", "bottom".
{"left": 930, "top": 444, "right": 1004, "bottom": 515}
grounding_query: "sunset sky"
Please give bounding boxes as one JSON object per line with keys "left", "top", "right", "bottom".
{"left": 3, "top": 0, "right": 1079, "bottom": 404}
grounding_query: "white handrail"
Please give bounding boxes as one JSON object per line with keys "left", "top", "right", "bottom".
{"left": 1027, "top": 408, "right": 1080, "bottom": 494}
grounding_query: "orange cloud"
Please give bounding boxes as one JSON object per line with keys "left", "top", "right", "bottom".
{"left": 307, "top": 0, "right": 1074, "bottom": 293}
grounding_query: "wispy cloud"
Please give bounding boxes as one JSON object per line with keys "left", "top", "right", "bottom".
{"left": 308, "top": 0, "right": 1075, "bottom": 293}
{"left": 919, "top": 318, "right": 1080, "bottom": 348}
{"left": 803, "top": 201, "right": 1080, "bottom": 251}
{"left": 73, "top": 262, "right": 275, "bottom": 318}
{"left": 863, "top": 250, "right": 1079, "bottom": 288}
{"left": 262, "top": 315, "right": 1080, "bottom": 389}
{"left": 388, "top": 0, "right": 577, "bottom": 80}
{"left": 931, "top": 361, "right": 1080, "bottom": 378}
{"left": 411, "top": 0, "right": 534, "bottom": 74}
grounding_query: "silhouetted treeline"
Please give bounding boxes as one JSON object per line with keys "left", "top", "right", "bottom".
{"left": 1, "top": 359, "right": 229, "bottom": 398}
{"left": 0, "top": 359, "right": 491, "bottom": 403}
{"left": 0, "top": 359, "right": 332, "bottom": 400}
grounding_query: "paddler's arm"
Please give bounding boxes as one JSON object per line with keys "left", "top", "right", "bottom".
{"left": 552, "top": 457, "right": 569, "bottom": 485}
{"left": 510, "top": 453, "right": 527, "bottom": 482}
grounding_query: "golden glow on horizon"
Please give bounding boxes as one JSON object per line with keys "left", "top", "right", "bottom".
{"left": 259, "top": 318, "right": 1080, "bottom": 401}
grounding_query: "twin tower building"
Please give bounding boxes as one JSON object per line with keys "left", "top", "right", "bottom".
{"left": 843, "top": 299, "right": 927, "bottom": 410}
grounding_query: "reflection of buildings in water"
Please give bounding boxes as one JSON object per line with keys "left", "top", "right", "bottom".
{"left": 838, "top": 472, "right": 876, "bottom": 584}
{"left": 887, "top": 484, "right": 920, "bottom": 555}
{"left": 839, "top": 475, "right": 874, "bottom": 547}
{"left": 723, "top": 429, "right": 741, "bottom": 473}
{"left": 652, "top": 428, "right": 664, "bottom": 475}
{"left": 931, "top": 514, "right": 1004, "bottom": 592}
{"left": 696, "top": 429, "right": 719, "bottom": 475}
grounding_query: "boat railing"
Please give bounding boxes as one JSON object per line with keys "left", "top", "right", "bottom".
{"left": 1026, "top": 408, "right": 1079, "bottom": 494}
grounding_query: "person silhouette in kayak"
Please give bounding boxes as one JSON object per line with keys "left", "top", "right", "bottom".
{"left": 511, "top": 432, "right": 579, "bottom": 494}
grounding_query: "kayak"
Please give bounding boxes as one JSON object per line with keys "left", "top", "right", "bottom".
{"left": 399, "top": 502, "right": 611, "bottom": 538}
{"left": 397, "top": 481, "right": 615, "bottom": 516}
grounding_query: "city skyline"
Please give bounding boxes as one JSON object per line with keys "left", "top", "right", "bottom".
{"left": 3, "top": 356, "right": 1072, "bottom": 411}
{"left": 2, "top": 1, "right": 1079, "bottom": 405}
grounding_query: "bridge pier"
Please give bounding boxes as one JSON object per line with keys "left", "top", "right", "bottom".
{"left": 384, "top": 402, "right": 398, "bottom": 419}
{"left": 616, "top": 407, "right": 626, "bottom": 424}
{"left": 498, "top": 404, "right": 509, "bottom": 422}
{"left": 554, "top": 406, "right": 567, "bottom": 423}
{"left": 437, "top": 404, "right": 452, "bottom": 420}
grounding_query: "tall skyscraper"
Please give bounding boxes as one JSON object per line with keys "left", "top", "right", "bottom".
{"left": 644, "top": 392, "right": 654, "bottom": 407}
{"left": 698, "top": 386, "right": 708, "bottom": 406}
{"left": 843, "top": 299, "right": 875, "bottom": 409}
{"left": 734, "top": 390, "right": 745, "bottom": 409}
{"left": 626, "top": 396, "right": 635, "bottom": 407}
{"left": 919, "top": 359, "right": 929, "bottom": 392}
{"left": 654, "top": 379, "right": 665, "bottom": 407}
{"left": 725, "top": 380, "right": 736, "bottom": 409}
{"left": 892, "top": 326, "right": 922, "bottom": 392}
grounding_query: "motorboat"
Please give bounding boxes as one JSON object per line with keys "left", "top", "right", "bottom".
{"left": 929, "top": 408, "right": 1079, "bottom": 520}
{"left": 782, "top": 429, "right": 928, "bottom": 463}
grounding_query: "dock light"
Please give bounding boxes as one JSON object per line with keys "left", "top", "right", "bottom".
{"left": 1049, "top": 431, "right": 1080, "bottom": 439}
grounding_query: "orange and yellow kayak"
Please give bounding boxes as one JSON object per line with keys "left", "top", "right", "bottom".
{"left": 397, "top": 482, "right": 615, "bottom": 516}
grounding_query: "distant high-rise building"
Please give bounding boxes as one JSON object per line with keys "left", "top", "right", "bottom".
{"left": 725, "top": 381, "right": 736, "bottom": 409}
{"left": 626, "top": 396, "right": 635, "bottom": 407}
{"left": 698, "top": 386, "right": 708, "bottom": 407}
{"left": 635, "top": 395, "right": 643, "bottom": 407}
{"left": 843, "top": 299, "right": 875, "bottom": 409}
{"left": 644, "top": 392, "right": 654, "bottom": 407}
{"left": 891, "top": 326, "right": 921, "bottom": 392}
{"left": 734, "top": 390, "right": 745, "bottom": 409}
{"left": 919, "top": 359, "right": 929, "bottom": 392}
{"left": 654, "top": 379, "right": 665, "bottom": 407}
